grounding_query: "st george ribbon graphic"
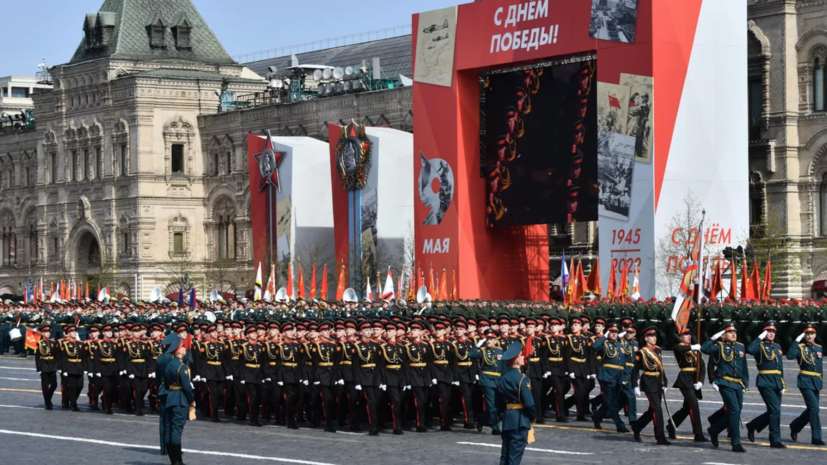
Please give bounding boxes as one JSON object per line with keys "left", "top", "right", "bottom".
{"left": 253, "top": 129, "right": 286, "bottom": 265}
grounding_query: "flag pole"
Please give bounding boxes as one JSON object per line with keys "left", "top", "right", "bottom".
{"left": 695, "top": 209, "right": 706, "bottom": 383}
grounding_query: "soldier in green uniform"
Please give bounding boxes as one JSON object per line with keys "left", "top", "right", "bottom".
{"left": 163, "top": 333, "right": 194, "bottom": 465}
{"left": 155, "top": 332, "right": 179, "bottom": 457}
{"left": 470, "top": 328, "right": 504, "bottom": 434}
{"left": 745, "top": 321, "right": 786, "bottom": 448}
{"left": 787, "top": 323, "right": 824, "bottom": 445}
{"left": 496, "top": 341, "right": 535, "bottom": 465}
{"left": 591, "top": 321, "right": 631, "bottom": 432}
{"left": 702, "top": 322, "right": 749, "bottom": 452}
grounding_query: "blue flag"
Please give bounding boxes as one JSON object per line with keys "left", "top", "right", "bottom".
{"left": 561, "top": 251, "right": 570, "bottom": 294}
{"left": 177, "top": 287, "right": 183, "bottom": 307}
{"left": 189, "top": 287, "right": 196, "bottom": 308}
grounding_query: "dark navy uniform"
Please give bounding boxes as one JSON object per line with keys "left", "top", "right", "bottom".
{"left": 352, "top": 323, "right": 382, "bottom": 435}
{"left": 34, "top": 324, "right": 59, "bottom": 409}
{"left": 541, "top": 320, "right": 568, "bottom": 422}
{"left": 591, "top": 322, "right": 630, "bottom": 432}
{"left": 239, "top": 326, "right": 265, "bottom": 426}
{"left": 702, "top": 322, "right": 750, "bottom": 452}
{"left": 404, "top": 323, "right": 435, "bottom": 432}
{"left": 163, "top": 342, "right": 194, "bottom": 465}
{"left": 469, "top": 329, "right": 504, "bottom": 433}
{"left": 496, "top": 341, "right": 536, "bottom": 465}
{"left": 786, "top": 323, "right": 823, "bottom": 445}
{"left": 670, "top": 330, "right": 706, "bottom": 441}
{"left": 745, "top": 321, "right": 785, "bottom": 447}
{"left": 631, "top": 326, "right": 669, "bottom": 444}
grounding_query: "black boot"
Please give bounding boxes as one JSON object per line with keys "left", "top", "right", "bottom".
{"left": 165, "top": 443, "right": 173, "bottom": 464}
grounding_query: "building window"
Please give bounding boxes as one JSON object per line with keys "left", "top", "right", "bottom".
{"left": 11, "top": 87, "right": 29, "bottom": 98}
{"left": 748, "top": 79, "right": 762, "bottom": 139}
{"left": 150, "top": 25, "right": 165, "bottom": 48}
{"left": 171, "top": 144, "right": 185, "bottom": 174}
{"left": 173, "top": 232, "right": 184, "bottom": 252}
{"left": 123, "top": 233, "right": 130, "bottom": 256}
{"left": 120, "top": 144, "right": 128, "bottom": 176}
{"left": 23, "top": 167, "right": 28, "bottom": 187}
{"left": 815, "top": 58, "right": 826, "bottom": 112}
{"left": 53, "top": 237, "right": 58, "bottom": 255}
{"left": 50, "top": 153, "right": 56, "bottom": 183}
{"left": 213, "top": 153, "right": 219, "bottom": 175}
{"left": 1, "top": 88, "right": 6, "bottom": 97}
{"left": 29, "top": 225, "right": 36, "bottom": 265}
{"left": 83, "top": 149, "right": 91, "bottom": 180}
{"left": 821, "top": 173, "right": 827, "bottom": 236}
{"left": 226, "top": 152, "right": 232, "bottom": 174}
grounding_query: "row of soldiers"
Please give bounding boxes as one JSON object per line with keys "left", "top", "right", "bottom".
{"left": 30, "top": 309, "right": 824, "bottom": 453}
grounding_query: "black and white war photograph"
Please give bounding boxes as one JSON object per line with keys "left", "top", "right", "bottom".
{"left": 589, "top": 0, "right": 640, "bottom": 44}
{"left": 418, "top": 151, "right": 454, "bottom": 225}
{"left": 598, "top": 131, "right": 635, "bottom": 221}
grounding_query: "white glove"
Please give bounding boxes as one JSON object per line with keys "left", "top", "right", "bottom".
{"left": 265, "top": 378, "right": 272, "bottom": 382}
{"left": 355, "top": 384, "right": 362, "bottom": 390}
{"left": 452, "top": 381, "right": 460, "bottom": 386}
{"left": 590, "top": 374, "right": 597, "bottom": 380}
{"left": 131, "top": 373, "right": 137, "bottom": 378}
{"left": 87, "top": 373, "right": 93, "bottom": 378}
{"left": 190, "top": 383, "right": 195, "bottom": 389}
{"left": 225, "top": 375, "right": 231, "bottom": 381}
{"left": 693, "top": 382, "right": 703, "bottom": 390}
{"left": 662, "top": 387, "right": 668, "bottom": 392}
{"left": 337, "top": 379, "right": 344, "bottom": 385}
{"left": 758, "top": 331, "right": 767, "bottom": 340}
{"left": 711, "top": 330, "right": 725, "bottom": 341}
{"left": 201, "top": 378, "right": 207, "bottom": 383}
{"left": 120, "top": 370, "right": 126, "bottom": 375}
{"left": 302, "top": 380, "right": 309, "bottom": 386}
{"left": 62, "top": 371, "right": 67, "bottom": 377}
{"left": 404, "top": 385, "right": 411, "bottom": 391}
{"left": 84, "top": 371, "right": 88, "bottom": 376}
{"left": 313, "top": 381, "right": 320, "bottom": 385}
{"left": 240, "top": 380, "right": 245, "bottom": 384}
{"left": 569, "top": 373, "right": 576, "bottom": 379}
{"left": 194, "top": 375, "right": 201, "bottom": 382}
{"left": 543, "top": 372, "right": 550, "bottom": 379}
{"left": 379, "top": 384, "right": 386, "bottom": 391}
{"left": 781, "top": 388, "right": 787, "bottom": 394}
{"left": 37, "top": 371, "right": 41, "bottom": 374}
{"left": 690, "top": 344, "right": 701, "bottom": 351}
{"left": 796, "top": 333, "right": 805, "bottom": 342}
{"left": 712, "top": 384, "right": 719, "bottom": 392}
{"left": 475, "top": 375, "right": 480, "bottom": 381}
{"left": 476, "top": 339, "right": 486, "bottom": 348}
{"left": 278, "top": 381, "right": 284, "bottom": 386}
{"left": 57, "top": 370, "right": 61, "bottom": 376}
{"left": 618, "top": 331, "right": 626, "bottom": 338}
{"left": 634, "top": 387, "right": 640, "bottom": 396}
{"left": 431, "top": 378, "right": 438, "bottom": 385}
{"left": 128, "top": 374, "right": 134, "bottom": 379}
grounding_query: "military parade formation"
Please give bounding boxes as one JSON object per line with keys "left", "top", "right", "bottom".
{"left": 0, "top": 294, "right": 823, "bottom": 464}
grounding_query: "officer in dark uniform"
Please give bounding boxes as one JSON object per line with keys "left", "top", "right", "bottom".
{"left": 262, "top": 321, "right": 282, "bottom": 424}
{"left": 163, "top": 335, "right": 194, "bottom": 465}
{"left": 745, "top": 321, "right": 786, "bottom": 447}
{"left": 631, "top": 326, "right": 669, "bottom": 445}
{"left": 379, "top": 321, "right": 406, "bottom": 435}
{"left": 542, "top": 317, "right": 569, "bottom": 422}
{"left": 335, "top": 319, "right": 360, "bottom": 431}
{"left": 787, "top": 323, "right": 824, "bottom": 445}
{"left": 125, "top": 324, "right": 151, "bottom": 416}
{"left": 669, "top": 327, "right": 707, "bottom": 442}
{"left": 353, "top": 320, "right": 382, "bottom": 435}
{"left": 35, "top": 323, "right": 60, "bottom": 409}
{"left": 523, "top": 318, "right": 546, "bottom": 424}
{"left": 565, "top": 317, "right": 592, "bottom": 421}
{"left": 147, "top": 324, "right": 164, "bottom": 413}
{"left": 592, "top": 321, "right": 631, "bottom": 432}
{"left": 239, "top": 325, "right": 265, "bottom": 426}
{"left": 156, "top": 332, "right": 179, "bottom": 457}
{"left": 200, "top": 323, "right": 225, "bottom": 422}
{"left": 430, "top": 319, "right": 456, "bottom": 431}
{"left": 308, "top": 321, "right": 339, "bottom": 432}
{"left": 496, "top": 341, "right": 536, "bottom": 465}
{"left": 405, "top": 320, "right": 434, "bottom": 433}
{"left": 702, "top": 322, "right": 749, "bottom": 452}
{"left": 58, "top": 325, "right": 85, "bottom": 411}
{"left": 617, "top": 320, "right": 638, "bottom": 424}
{"left": 279, "top": 322, "right": 306, "bottom": 429}
{"left": 92, "top": 324, "right": 121, "bottom": 414}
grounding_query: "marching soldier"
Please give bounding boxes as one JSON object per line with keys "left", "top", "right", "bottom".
{"left": 470, "top": 328, "right": 504, "bottom": 434}
{"left": 565, "top": 317, "right": 592, "bottom": 421}
{"left": 405, "top": 321, "right": 434, "bottom": 433}
{"left": 162, "top": 334, "right": 194, "bottom": 465}
{"left": 125, "top": 324, "right": 151, "bottom": 416}
{"left": 147, "top": 324, "right": 164, "bottom": 413}
{"left": 35, "top": 323, "right": 60, "bottom": 409}
{"left": 451, "top": 319, "right": 477, "bottom": 429}
{"left": 542, "top": 317, "right": 569, "bottom": 423}
{"left": 617, "top": 320, "right": 638, "bottom": 424}
{"left": 522, "top": 318, "right": 546, "bottom": 424}
{"left": 591, "top": 322, "right": 631, "bottom": 432}
{"left": 262, "top": 321, "right": 282, "bottom": 424}
{"left": 702, "top": 322, "right": 749, "bottom": 452}
{"left": 353, "top": 320, "right": 382, "bottom": 435}
{"left": 308, "top": 321, "right": 339, "bottom": 432}
{"left": 496, "top": 341, "right": 536, "bottom": 465}
{"left": 239, "top": 325, "right": 265, "bottom": 426}
{"left": 278, "top": 321, "right": 305, "bottom": 429}
{"left": 631, "top": 326, "right": 669, "bottom": 445}
{"left": 430, "top": 320, "right": 456, "bottom": 431}
{"left": 669, "top": 327, "right": 707, "bottom": 442}
{"left": 787, "top": 323, "right": 824, "bottom": 446}
{"left": 58, "top": 325, "right": 85, "bottom": 411}
{"left": 85, "top": 326, "right": 101, "bottom": 410}
{"left": 199, "top": 323, "right": 225, "bottom": 423}
{"left": 93, "top": 324, "right": 121, "bottom": 415}
{"left": 745, "top": 321, "right": 786, "bottom": 448}
{"left": 379, "top": 321, "right": 406, "bottom": 435}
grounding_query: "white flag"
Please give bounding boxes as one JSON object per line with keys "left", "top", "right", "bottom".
{"left": 381, "top": 267, "right": 395, "bottom": 301}
{"left": 365, "top": 276, "right": 373, "bottom": 302}
{"left": 254, "top": 262, "right": 263, "bottom": 301}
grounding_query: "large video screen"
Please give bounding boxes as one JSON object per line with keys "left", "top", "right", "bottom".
{"left": 480, "top": 58, "right": 598, "bottom": 227}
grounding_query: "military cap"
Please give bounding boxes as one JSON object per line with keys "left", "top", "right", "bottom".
{"left": 503, "top": 340, "right": 523, "bottom": 361}
{"left": 454, "top": 320, "right": 468, "bottom": 329}
{"left": 802, "top": 323, "right": 818, "bottom": 333}
{"left": 40, "top": 323, "right": 52, "bottom": 332}
{"left": 642, "top": 326, "right": 658, "bottom": 337}
{"left": 319, "top": 321, "right": 332, "bottom": 331}
{"left": 409, "top": 321, "right": 426, "bottom": 331}
{"left": 605, "top": 321, "right": 620, "bottom": 332}
{"left": 281, "top": 322, "right": 295, "bottom": 332}
{"left": 762, "top": 321, "right": 778, "bottom": 332}
{"left": 594, "top": 317, "right": 607, "bottom": 327}
{"left": 570, "top": 316, "right": 583, "bottom": 325}
{"left": 64, "top": 325, "right": 78, "bottom": 333}
{"left": 231, "top": 321, "right": 243, "bottom": 329}
{"left": 484, "top": 328, "right": 499, "bottom": 339}
{"left": 525, "top": 318, "right": 538, "bottom": 326}
{"left": 88, "top": 326, "right": 100, "bottom": 333}
{"left": 720, "top": 322, "right": 738, "bottom": 332}
{"left": 244, "top": 325, "right": 257, "bottom": 335}
{"left": 358, "top": 321, "right": 373, "bottom": 331}
{"left": 206, "top": 324, "right": 218, "bottom": 333}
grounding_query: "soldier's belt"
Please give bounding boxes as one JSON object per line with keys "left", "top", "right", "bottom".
{"left": 626, "top": 363, "right": 635, "bottom": 367}
{"left": 318, "top": 362, "right": 333, "bottom": 367}
{"left": 528, "top": 357, "right": 540, "bottom": 362}
{"left": 758, "top": 370, "right": 782, "bottom": 375}
{"left": 169, "top": 385, "right": 182, "bottom": 390}
{"left": 385, "top": 364, "right": 401, "bottom": 369}
{"left": 603, "top": 364, "right": 624, "bottom": 370}
{"left": 269, "top": 362, "right": 276, "bottom": 366}
{"left": 680, "top": 367, "right": 697, "bottom": 372}
{"left": 130, "top": 359, "right": 145, "bottom": 363}
{"left": 231, "top": 357, "right": 239, "bottom": 360}
{"left": 245, "top": 364, "right": 260, "bottom": 368}
{"left": 281, "top": 362, "right": 297, "bottom": 367}
{"left": 719, "top": 375, "right": 746, "bottom": 389}
{"left": 506, "top": 403, "right": 524, "bottom": 409}
{"left": 457, "top": 362, "right": 473, "bottom": 367}
{"left": 643, "top": 371, "right": 662, "bottom": 376}
{"left": 207, "top": 361, "right": 221, "bottom": 366}
{"left": 409, "top": 363, "right": 427, "bottom": 368}
{"left": 570, "top": 357, "right": 586, "bottom": 363}
{"left": 100, "top": 358, "right": 116, "bottom": 363}
{"left": 67, "top": 358, "right": 82, "bottom": 363}
{"left": 341, "top": 361, "right": 352, "bottom": 365}
{"left": 547, "top": 357, "right": 563, "bottom": 362}
{"left": 360, "top": 363, "right": 376, "bottom": 368}
{"left": 482, "top": 371, "right": 501, "bottom": 377}
{"left": 801, "top": 370, "right": 822, "bottom": 378}
{"left": 434, "top": 360, "right": 449, "bottom": 365}
{"left": 40, "top": 356, "right": 54, "bottom": 360}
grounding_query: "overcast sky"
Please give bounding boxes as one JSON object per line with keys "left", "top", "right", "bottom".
{"left": 0, "top": 0, "right": 469, "bottom": 76}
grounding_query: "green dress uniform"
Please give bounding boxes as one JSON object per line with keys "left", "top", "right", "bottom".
{"left": 745, "top": 321, "right": 786, "bottom": 446}
{"left": 469, "top": 329, "right": 505, "bottom": 433}
{"left": 155, "top": 333, "right": 179, "bottom": 456}
{"left": 163, "top": 345, "right": 194, "bottom": 465}
{"left": 496, "top": 341, "right": 536, "bottom": 465}
{"left": 591, "top": 323, "right": 631, "bottom": 432}
{"left": 786, "top": 324, "right": 823, "bottom": 444}
{"left": 701, "top": 322, "right": 750, "bottom": 451}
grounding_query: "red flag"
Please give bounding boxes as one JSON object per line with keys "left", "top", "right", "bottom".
{"left": 728, "top": 261, "right": 737, "bottom": 300}
{"left": 335, "top": 263, "right": 345, "bottom": 300}
{"left": 740, "top": 260, "right": 749, "bottom": 301}
{"left": 287, "top": 262, "right": 294, "bottom": 300}
{"left": 710, "top": 258, "right": 723, "bottom": 300}
{"left": 309, "top": 264, "right": 317, "bottom": 299}
{"left": 25, "top": 330, "right": 41, "bottom": 351}
{"left": 297, "top": 264, "right": 305, "bottom": 300}
{"left": 50, "top": 282, "right": 54, "bottom": 300}
{"left": 574, "top": 259, "right": 587, "bottom": 301}
{"left": 429, "top": 265, "right": 436, "bottom": 297}
{"left": 416, "top": 266, "right": 424, "bottom": 292}
{"left": 85, "top": 282, "right": 89, "bottom": 300}
{"left": 607, "top": 261, "right": 617, "bottom": 301}
{"left": 761, "top": 260, "right": 771, "bottom": 300}
{"left": 618, "top": 262, "right": 629, "bottom": 298}
{"left": 408, "top": 268, "right": 416, "bottom": 301}
{"left": 749, "top": 259, "right": 761, "bottom": 300}
{"left": 451, "top": 268, "right": 458, "bottom": 300}
{"left": 586, "top": 259, "right": 601, "bottom": 297}
{"left": 609, "top": 94, "right": 622, "bottom": 109}
{"left": 320, "top": 264, "right": 329, "bottom": 300}
{"left": 439, "top": 267, "right": 448, "bottom": 300}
